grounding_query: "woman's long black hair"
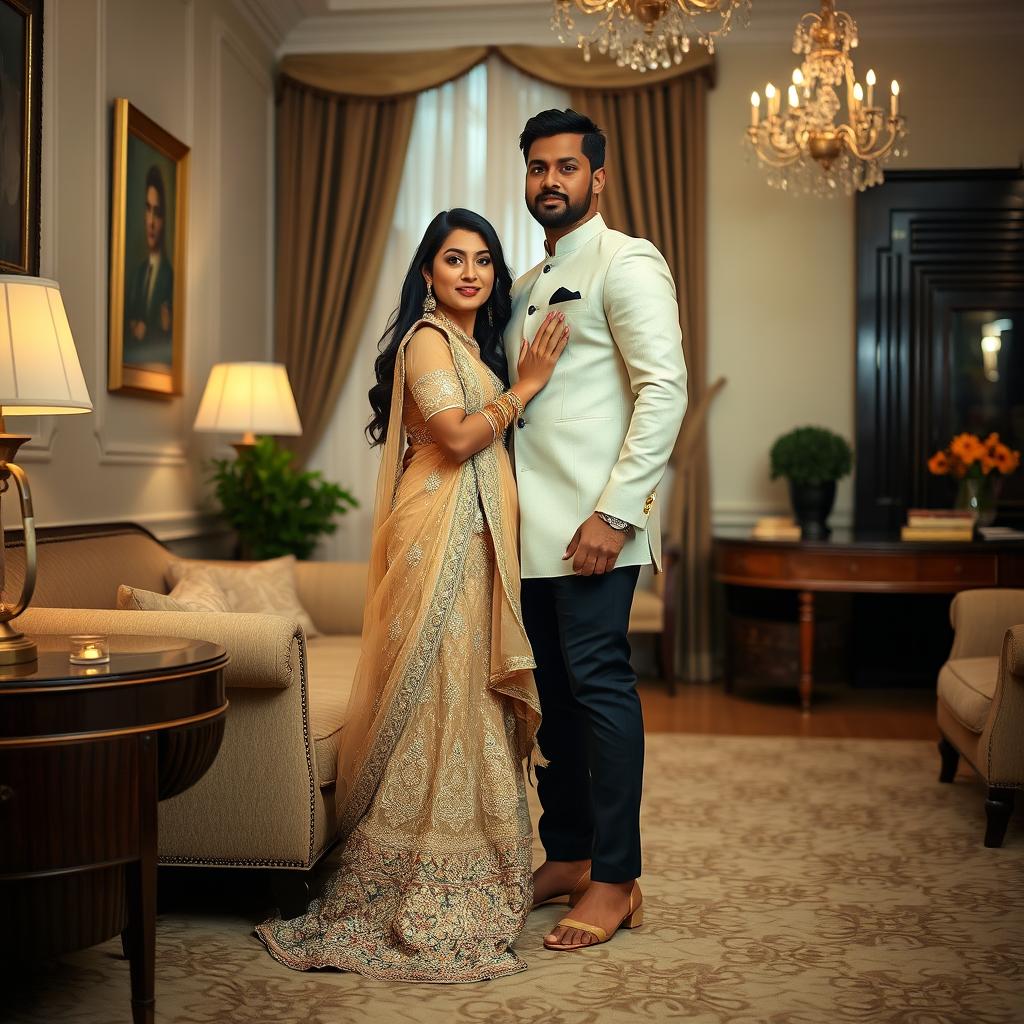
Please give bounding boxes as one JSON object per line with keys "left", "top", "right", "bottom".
{"left": 366, "top": 209, "right": 513, "bottom": 446}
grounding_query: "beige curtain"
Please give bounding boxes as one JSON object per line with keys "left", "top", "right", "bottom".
{"left": 275, "top": 83, "right": 414, "bottom": 465}
{"left": 569, "top": 72, "right": 715, "bottom": 681}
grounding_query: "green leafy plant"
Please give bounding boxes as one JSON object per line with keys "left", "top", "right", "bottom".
{"left": 209, "top": 436, "right": 358, "bottom": 560}
{"left": 770, "top": 426, "right": 854, "bottom": 486}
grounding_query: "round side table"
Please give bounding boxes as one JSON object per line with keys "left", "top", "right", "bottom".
{"left": 0, "top": 634, "right": 229, "bottom": 1024}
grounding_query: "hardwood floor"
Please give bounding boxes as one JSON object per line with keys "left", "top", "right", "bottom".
{"left": 639, "top": 679, "right": 937, "bottom": 740}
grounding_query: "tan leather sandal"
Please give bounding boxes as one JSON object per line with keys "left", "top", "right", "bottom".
{"left": 531, "top": 865, "right": 591, "bottom": 911}
{"left": 544, "top": 883, "right": 643, "bottom": 951}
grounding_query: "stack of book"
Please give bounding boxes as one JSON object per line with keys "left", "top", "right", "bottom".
{"left": 752, "top": 516, "right": 802, "bottom": 540}
{"left": 900, "top": 509, "right": 975, "bottom": 542}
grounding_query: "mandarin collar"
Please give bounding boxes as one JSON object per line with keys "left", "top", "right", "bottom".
{"left": 544, "top": 213, "right": 606, "bottom": 259}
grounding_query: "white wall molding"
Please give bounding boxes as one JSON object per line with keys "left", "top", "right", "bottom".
{"left": 90, "top": 0, "right": 190, "bottom": 467}
{"left": 712, "top": 500, "right": 853, "bottom": 530}
{"left": 36, "top": 508, "right": 225, "bottom": 543}
{"left": 279, "top": 0, "right": 1024, "bottom": 55}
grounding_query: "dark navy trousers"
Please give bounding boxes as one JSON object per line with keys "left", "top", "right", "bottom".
{"left": 522, "top": 564, "right": 643, "bottom": 883}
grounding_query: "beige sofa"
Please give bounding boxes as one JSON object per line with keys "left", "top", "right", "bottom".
{"left": 9, "top": 523, "right": 365, "bottom": 908}
{"left": 937, "top": 588, "right": 1024, "bottom": 848}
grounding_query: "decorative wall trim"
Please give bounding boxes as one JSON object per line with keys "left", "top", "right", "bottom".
{"left": 35, "top": 509, "right": 225, "bottom": 543}
{"left": 712, "top": 501, "right": 853, "bottom": 530}
{"left": 90, "top": 0, "right": 192, "bottom": 468}
{"left": 211, "top": 17, "right": 275, "bottom": 365}
{"left": 277, "top": 0, "right": 1024, "bottom": 56}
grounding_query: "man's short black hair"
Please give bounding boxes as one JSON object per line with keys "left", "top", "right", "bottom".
{"left": 519, "top": 108, "right": 606, "bottom": 172}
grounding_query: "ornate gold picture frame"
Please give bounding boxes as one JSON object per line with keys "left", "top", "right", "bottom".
{"left": 108, "top": 98, "right": 189, "bottom": 397}
{"left": 0, "top": 0, "right": 42, "bottom": 275}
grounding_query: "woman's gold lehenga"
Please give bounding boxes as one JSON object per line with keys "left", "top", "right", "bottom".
{"left": 255, "top": 315, "right": 542, "bottom": 983}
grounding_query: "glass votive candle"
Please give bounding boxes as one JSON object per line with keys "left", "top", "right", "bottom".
{"left": 69, "top": 634, "right": 110, "bottom": 665}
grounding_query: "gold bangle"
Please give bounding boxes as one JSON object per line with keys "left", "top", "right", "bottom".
{"left": 482, "top": 400, "right": 513, "bottom": 434}
{"left": 504, "top": 389, "right": 524, "bottom": 419}
{"left": 479, "top": 407, "right": 499, "bottom": 441}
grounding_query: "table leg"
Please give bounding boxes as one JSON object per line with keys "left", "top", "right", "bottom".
{"left": 125, "top": 733, "right": 157, "bottom": 1024}
{"left": 798, "top": 591, "right": 815, "bottom": 713}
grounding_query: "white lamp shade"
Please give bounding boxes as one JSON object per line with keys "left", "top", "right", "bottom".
{"left": 193, "top": 362, "right": 302, "bottom": 437}
{"left": 0, "top": 276, "right": 92, "bottom": 415}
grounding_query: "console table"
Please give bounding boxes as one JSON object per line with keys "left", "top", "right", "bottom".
{"left": 0, "top": 635, "right": 228, "bottom": 1024}
{"left": 713, "top": 529, "right": 1024, "bottom": 711}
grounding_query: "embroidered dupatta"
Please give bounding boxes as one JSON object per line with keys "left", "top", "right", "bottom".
{"left": 335, "top": 315, "right": 540, "bottom": 834}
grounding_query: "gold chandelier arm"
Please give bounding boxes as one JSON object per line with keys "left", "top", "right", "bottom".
{"left": 746, "top": 127, "right": 804, "bottom": 167}
{"left": 836, "top": 119, "right": 901, "bottom": 162}
{"left": 1, "top": 462, "right": 36, "bottom": 620}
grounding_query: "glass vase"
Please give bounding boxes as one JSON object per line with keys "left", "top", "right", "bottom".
{"left": 954, "top": 475, "right": 1000, "bottom": 527}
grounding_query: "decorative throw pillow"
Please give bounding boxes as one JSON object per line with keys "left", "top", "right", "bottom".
{"left": 165, "top": 554, "right": 319, "bottom": 637}
{"left": 117, "top": 570, "right": 231, "bottom": 613}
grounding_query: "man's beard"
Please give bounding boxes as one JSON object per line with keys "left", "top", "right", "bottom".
{"left": 528, "top": 180, "right": 593, "bottom": 229}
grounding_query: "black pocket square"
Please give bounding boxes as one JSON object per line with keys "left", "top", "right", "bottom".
{"left": 549, "top": 287, "right": 582, "bottom": 304}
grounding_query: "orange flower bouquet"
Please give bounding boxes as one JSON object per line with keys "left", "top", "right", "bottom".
{"left": 928, "top": 432, "right": 1020, "bottom": 525}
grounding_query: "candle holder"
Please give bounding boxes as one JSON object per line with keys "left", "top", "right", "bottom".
{"left": 69, "top": 634, "right": 110, "bottom": 665}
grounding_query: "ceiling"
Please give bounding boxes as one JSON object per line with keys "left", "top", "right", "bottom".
{"left": 235, "top": 0, "right": 1024, "bottom": 56}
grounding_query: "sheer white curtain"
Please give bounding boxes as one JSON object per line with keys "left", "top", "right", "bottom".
{"left": 310, "top": 59, "right": 568, "bottom": 561}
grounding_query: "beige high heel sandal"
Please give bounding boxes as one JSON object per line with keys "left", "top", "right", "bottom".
{"left": 531, "top": 865, "right": 591, "bottom": 911}
{"left": 544, "top": 883, "right": 643, "bottom": 951}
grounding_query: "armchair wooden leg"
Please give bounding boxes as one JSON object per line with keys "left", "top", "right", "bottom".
{"left": 937, "top": 735, "right": 960, "bottom": 783}
{"left": 984, "top": 788, "right": 1015, "bottom": 848}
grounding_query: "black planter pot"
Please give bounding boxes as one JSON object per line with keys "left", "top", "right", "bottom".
{"left": 788, "top": 479, "right": 837, "bottom": 540}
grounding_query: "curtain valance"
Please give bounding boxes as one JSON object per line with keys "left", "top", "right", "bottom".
{"left": 278, "top": 45, "right": 715, "bottom": 99}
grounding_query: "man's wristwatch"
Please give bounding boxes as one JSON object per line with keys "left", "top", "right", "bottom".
{"left": 597, "top": 512, "right": 633, "bottom": 534}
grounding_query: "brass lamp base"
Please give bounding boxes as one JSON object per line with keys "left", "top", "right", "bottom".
{"left": 0, "top": 619, "right": 37, "bottom": 664}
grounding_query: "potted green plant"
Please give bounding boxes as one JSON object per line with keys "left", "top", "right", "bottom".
{"left": 209, "top": 436, "right": 358, "bottom": 559}
{"left": 769, "top": 426, "right": 853, "bottom": 540}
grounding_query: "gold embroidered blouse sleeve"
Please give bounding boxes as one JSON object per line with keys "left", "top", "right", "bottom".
{"left": 406, "top": 328, "right": 465, "bottom": 421}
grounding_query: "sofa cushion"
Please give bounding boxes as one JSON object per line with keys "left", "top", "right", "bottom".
{"left": 117, "top": 571, "right": 231, "bottom": 613}
{"left": 305, "top": 635, "right": 362, "bottom": 788}
{"left": 167, "top": 555, "right": 319, "bottom": 638}
{"left": 937, "top": 656, "right": 999, "bottom": 734}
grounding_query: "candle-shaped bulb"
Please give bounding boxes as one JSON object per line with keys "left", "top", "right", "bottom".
{"left": 854, "top": 82, "right": 864, "bottom": 102}
{"left": 765, "top": 82, "right": 776, "bottom": 100}
{"left": 788, "top": 84, "right": 799, "bottom": 109}
{"left": 866, "top": 69, "right": 876, "bottom": 85}
{"left": 792, "top": 67, "right": 804, "bottom": 86}
{"left": 750, "top": 90, "right": 760, "bottom": 126}
{"left": 865, "top": 67, "right": 875, "bottom": 107}
{"left": 765, "top": 82, "right": 778, "bottom": 117}
{"left": 890, "top": 79, "right": 899, "bottom": 116}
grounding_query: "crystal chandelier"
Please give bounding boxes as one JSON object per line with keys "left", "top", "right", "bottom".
{"left": 551, "top": 0, "right": 750, "bottom": 71}
{"left": 746, "top": 0, "right": 907, "bottom": 196}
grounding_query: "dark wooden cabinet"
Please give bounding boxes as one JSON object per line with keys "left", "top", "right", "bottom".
{"left": 855, "top": 169, "right": 1024, "bottom": 532}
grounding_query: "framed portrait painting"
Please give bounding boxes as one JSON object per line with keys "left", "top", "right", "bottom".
{"left": 0, "top": 0, "right": 43, "bottom": 275}
{"left": 108, "top": 98, "right": 189, "bottom": 397}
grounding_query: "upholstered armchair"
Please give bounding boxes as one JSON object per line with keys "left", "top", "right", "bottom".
{"left": 936, "top": 588, "right": 1024, "bottom": 847}
{"left": 629, "top": 376, "right": 726, "bottom": 693}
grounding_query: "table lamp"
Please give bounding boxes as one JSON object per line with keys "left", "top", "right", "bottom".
{"left": 0, "top": 276, "right": 93, "bottom": 664}
{"left": 193, "top": 362, "right": 302, "bottom": 454}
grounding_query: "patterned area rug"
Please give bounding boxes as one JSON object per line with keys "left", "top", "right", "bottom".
{"left": 8, "top": 735, "right": 1024, "bottom": 1024}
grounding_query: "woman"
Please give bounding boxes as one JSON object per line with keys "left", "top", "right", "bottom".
{"left": 256, "top": 209, "right": 569, "bottom": 982}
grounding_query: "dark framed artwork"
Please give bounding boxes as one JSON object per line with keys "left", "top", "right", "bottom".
{"left": 108, "top": 97, "right": 189, "bottom": 397}
{"left": 0, "top": 0, "right": 42, "bottom": 275}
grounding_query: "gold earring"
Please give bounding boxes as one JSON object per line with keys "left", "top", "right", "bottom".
{"left": 423, "top": 282, "right": 436, "bottom": 314}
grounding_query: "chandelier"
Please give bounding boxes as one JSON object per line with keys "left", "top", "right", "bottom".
{"left": 551, "top": 1, "right": 750, "bottom": 71}
{"left": 746, "top": 0, "right": 907, "bottom": 196}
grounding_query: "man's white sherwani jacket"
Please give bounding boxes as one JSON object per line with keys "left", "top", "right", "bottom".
{"left": 504, "top": 213, "right": 688, "bottom": 580}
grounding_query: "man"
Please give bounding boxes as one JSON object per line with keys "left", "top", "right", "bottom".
{"left": 125, "top": 164, "right": 174, "bottom": 365}
{"left": 505, "top": 109, "right": 687, "bottom": 951}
